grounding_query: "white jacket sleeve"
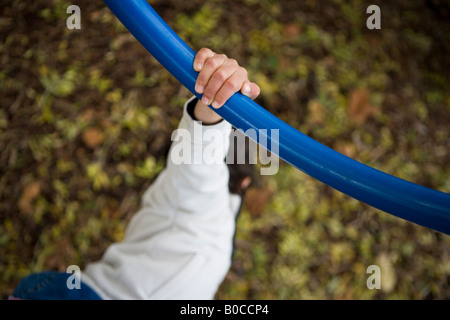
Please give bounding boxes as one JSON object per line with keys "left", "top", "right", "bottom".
{"left": 82, "top": 97, "right": 241, "bottom": 300}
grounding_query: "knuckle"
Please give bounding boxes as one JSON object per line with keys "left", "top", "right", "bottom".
{"left": 224, "top": 79, "right": 239, "bottom": 92}
{"left": 199, "top": 47, "right": 212, "bottom": 55}
{"left": 205, "top": 57, "right": 219, "bottom": 69}
{"left": 217, "top": 54, "right": 228, "bottom": 63}
{"left": 239, "top": 67, "right": 248, "bottom": 78}
{"left": 213, "top": 70, "right": 228, "bottom": 82}
{"left": 228, "top": 58, "right": 238, "bottom": 66}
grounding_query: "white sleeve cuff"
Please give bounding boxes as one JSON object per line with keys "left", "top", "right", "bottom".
{"left": 170, "top": 97, "right": 232, "bottom": 164}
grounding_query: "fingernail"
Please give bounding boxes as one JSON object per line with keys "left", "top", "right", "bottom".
{"left": 196, "top": 85, "right": 204, "bottom": 94}
{"left": 212, "top": 101, "right": 220, "bottom": 109}
{"left": 201, "top": 96, "right": 209, "bottom": 105}
{"left": 196, "top": 63, "right": 202, "bottom": 71}
{"left": 242, "top": 85, "right": 250, "bottom": 95}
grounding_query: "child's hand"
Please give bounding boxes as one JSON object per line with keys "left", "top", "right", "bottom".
{"left": 192, "top": 48, "right": 260, "bottom": 124}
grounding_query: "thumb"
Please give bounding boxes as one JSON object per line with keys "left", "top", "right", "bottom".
{"left": 241, "top": 82, "right": 260, "bottom": 100}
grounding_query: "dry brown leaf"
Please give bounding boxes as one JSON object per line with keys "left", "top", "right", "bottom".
{"left": 82, "top": 127, "right": 105, "bottom": 149}
{"left": 334, "top": 140, "right": 357, "bottom": 158}
{"left": 348, "top": 88, "right": 377, "bottom": 125}
{"left": 18, "top": 181, "right": 42, "bottom": 215}
{"left": 284, "top": 23, "right": 301, "bottom": 37}
{"left": 244, "top": 187, "right": 273, "bottom": 218}
{"left": 307, "top": 100, "right": 325, "bottom": 125}
{"left": 79, "top": 109, "right": 95, "bottom": 123}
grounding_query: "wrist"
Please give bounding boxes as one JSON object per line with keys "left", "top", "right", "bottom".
{"left": 193, "top": 99, "right": 223, "bottom": 125}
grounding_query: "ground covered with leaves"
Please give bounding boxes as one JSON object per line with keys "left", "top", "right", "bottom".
{"left": 1, "top": 0, "right": 449, "bottom": 299}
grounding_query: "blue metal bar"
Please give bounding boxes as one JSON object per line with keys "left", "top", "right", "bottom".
{"left": 103, "top": 0, "right": 450, "bottom": 234}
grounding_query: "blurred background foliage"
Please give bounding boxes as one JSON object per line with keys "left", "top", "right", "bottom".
{"left": 1, "top": 0, "right": 449, "bottom": 299}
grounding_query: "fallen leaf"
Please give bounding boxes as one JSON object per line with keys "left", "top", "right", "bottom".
{"left": 82, "top": 127, "right": 104, "bottom": 149}
{"left": 79, "top": 109, "right": 95, "bottom": 123}
{"left": 334, "top": 140, "right": 357, "bottom": 158}
{"left": 307, "top": 100, "right": 325, "bottom": 125}
{"left": 284, "top": 23, "right": 301, "bottom": 37}
{"left": 348, "top": 88, "right": 376, "bottom": 125}
{"left": 18, "top": 181, "right": 42, "bottom": 215}
{"left": 244, "top": 187, "right": 273, "bottom": 218}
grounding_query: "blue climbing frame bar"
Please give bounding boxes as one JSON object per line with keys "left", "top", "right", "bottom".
{"left": 103, "top": 0, "right": 450, "bottom": 234}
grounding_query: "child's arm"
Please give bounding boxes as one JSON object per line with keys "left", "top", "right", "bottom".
{"left": 82, "top": 49, "right": 259, "bottom": 300}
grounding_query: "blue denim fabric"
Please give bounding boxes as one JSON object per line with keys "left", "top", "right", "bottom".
{"left": 11, "top": 271, "right": 101, "bottom": 300}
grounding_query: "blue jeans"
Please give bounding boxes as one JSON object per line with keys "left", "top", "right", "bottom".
{"left": 10, "top": 271, "right": 101, "bottom": 300}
